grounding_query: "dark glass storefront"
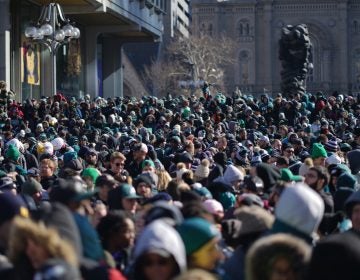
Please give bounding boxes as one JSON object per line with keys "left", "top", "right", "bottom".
{"left": 11, "top": 0, "right": 84, "bottom": 101}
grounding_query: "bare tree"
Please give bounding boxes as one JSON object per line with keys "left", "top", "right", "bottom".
{"left": 142, "top": 34, "right": 236, "bottom": 96}
{"left": 167, "top": 34, "right": 237, "bottom": 90}
{"left": 141, "top": 58, "right": 186, "bottom": 97}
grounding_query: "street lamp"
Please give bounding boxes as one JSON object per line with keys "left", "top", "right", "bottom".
{"left": 25, "top": 3, "right": 80, "bottom": 95}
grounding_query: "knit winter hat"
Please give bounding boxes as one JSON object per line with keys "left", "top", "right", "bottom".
{"left": 21, "top": 178, "right": 42, "bottom": 196}
{"left": 218, "top": 191, "right": 236, "bottom": 210}
{"left": 325, "top": 139, "right": 339, "bottom": 153}
{"left": 336, "top": 173, "right": 356, "bottom": 189}
{"left": 141, "top": 159, "right": 155, "bottom": 170}
{"left": 234, "top": 205, "right": 274, "bottom": 236}
{"left": 223, "top": 165, "right": 244, "bottom": 185}
{"left": 192, "top": 186, "right": 213, "bottom": 199}
{"left": 311, "top": 143, "right": 327, "bottom": 159}
{"left": 63, "top": 151, "right": 78, "bottom": 163}
{"left": 81, "top": 168, "right": 101, "bottom": 184}
{"left": 325, "top": 154, "right": 341, "bottom": 165}
{"left": 274, "top": 183, "right": 324, "bottom": 237}
{"left": 177, "top": 217, "right": 220, "bottom": 255}
{"left": 5, "top": 144, "right": 20, "bottom": 162}
{"left": 203, "top": 199, "right": 224, "bottom": 215}
{"left": 51, "top": 137, "right": 65, "bottom": 151}
{"left": 251, "top": 152, "right": 262, "bottom": 167}
{"left": 194, "top": 159, "right": 210, "bottom": 179}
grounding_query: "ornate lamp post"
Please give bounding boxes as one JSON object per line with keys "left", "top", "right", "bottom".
{"left": 25, "top": 3, "right": 80, "bottom": 95}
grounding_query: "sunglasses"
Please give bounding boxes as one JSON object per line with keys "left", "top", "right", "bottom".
{"left": 114, "top": 162, "right": 124, "bottom": 167}
{"left": 285, "top": 150, "right": 294, "bottom": 154}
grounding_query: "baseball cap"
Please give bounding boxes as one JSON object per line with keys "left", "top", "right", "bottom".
{"left": 0, "top": 192, "right": 29, "bottom": 225}
{"left": 280, "top": 168, "right": 303, "bottom": 182}
{"left": 119, "top": 184, "right": 142, "bottom": 199}
{"left": 49, "top": 178, "right": 97, "bottom": 204}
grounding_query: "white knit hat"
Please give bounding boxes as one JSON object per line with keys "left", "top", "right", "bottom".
{"left": 51, "top": 137, "right": 65, "bottom": 151}
{"left": 194, "top": 159, "right": 210, "bottom": 179}
{"left": 275, "top": 183, "right": 324, "bottom": 236}
{"left": 223, "top": 165, "right": 244, "bottom": 185}
{"left": 325, "top": 153, "right": 342, "bottom": 165}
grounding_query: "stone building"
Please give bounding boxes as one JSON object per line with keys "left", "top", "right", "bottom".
{"left": 192, "top": 0, "right": 360, "bottom": 95}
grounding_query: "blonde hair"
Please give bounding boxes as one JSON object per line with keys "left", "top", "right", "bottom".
{"left": 110, "top": 152, "right": 126, "bottom": 162}
{"left": 184, "top": 140, "right": 195, "bottom": 156}
{"left": 156, "top": 169, "right": 172, "bottom": 191}
{"left": 176, "top": 162, "right": 186, "bottom": 170}
{"left": 40, "top": 158, "right": 57, "bottom": 172}
{"left": 8, "top": 217, "right": 78, "bottom": 267}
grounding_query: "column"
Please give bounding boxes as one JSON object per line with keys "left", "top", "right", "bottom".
{"left": 338, "top": 1, "right": 349, "bottom": 92}
{"left": 102, "top": 37, "right": 123, "bottom": 98}
{"left": 261, "top": 0, "right": 273, "bottom": 92}
{"left": 0, "top": 0, "right": 11, "bottom": 86}
{"left": 84, "top": 26, "right": 100, "bottom": 98}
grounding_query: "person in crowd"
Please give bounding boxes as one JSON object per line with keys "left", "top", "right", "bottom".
{"left": 0, "top": 81, "right": 360, "bottom": 278}
{"left": 245, "top": 234, "right": 311, "bottom": 280}
{"left": 108, "top": 183, "right": 142, "bottom": 216}
{"left": 105, "top": 151, "right": 128, "bottom": 183}
{"left": 97, "top": 210, "right": 135, "bottom": 273}
{"left": 131, "top": 219, "right": 186, "bottom": 280}
{"left": 8, "top": 217, "right": 81, "bottom": 280}
{"left": 304, "top": 166, "right": 334, "bottom": 213}
{"left": 95, "top": 174, "right": 118, "bottom": 205}
{"left": 177, "top": 217, "right": 224, "bottom": 274}
{"left": 39, "top": 157, "right": 57, "bottom": 191}
{"left": 271, "top": 183, "right": 324, "bottom": 245}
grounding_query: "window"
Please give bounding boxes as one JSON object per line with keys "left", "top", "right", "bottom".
{"left": 239, "top": 50, "right": 250, "bottom": 85}
{"left": 354, "top": 20, "right": 359, "bottom": 34}
{"left": 238, "top": 19, "right": 251, "bottom": 37}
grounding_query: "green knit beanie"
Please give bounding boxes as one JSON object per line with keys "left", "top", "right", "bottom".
{"left": 5, "top": 144, "right": 20, "bottom": 162}
{"left": 177, "top": 217, "right": 219, "bottom": 255}
{"left": 311, "top": 143, "right": 327, "bottom": 159}
{"left": 218, "top": 191, "right": 236, "bottom": 210}
{"left": 82, "top": 168, "right": 101, "bottom": 184}
{"left": 141, "top": 159, "right": 155, "bottom": 170}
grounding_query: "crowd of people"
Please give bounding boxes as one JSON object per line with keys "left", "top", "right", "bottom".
{"left": 0, "top": 79, "right": 360, "bottom": 279}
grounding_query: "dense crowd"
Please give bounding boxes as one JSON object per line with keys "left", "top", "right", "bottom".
{"left": 0, "top": 79, "right": 360, "bottom": 280}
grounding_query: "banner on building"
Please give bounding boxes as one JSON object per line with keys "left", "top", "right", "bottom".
{"left": 21, "top": 36, "right": 40, "bottom": 85}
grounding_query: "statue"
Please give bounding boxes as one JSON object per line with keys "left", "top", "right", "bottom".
{"left": 279, "top": 24, "right": 313, "bottom": 97}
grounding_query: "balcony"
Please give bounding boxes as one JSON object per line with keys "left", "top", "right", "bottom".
{"left": 34, "top": 0, "right": 165, "bottom": 40}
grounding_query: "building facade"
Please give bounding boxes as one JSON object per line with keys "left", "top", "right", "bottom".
{"left": 0, "top": 0, "right": 165, "bottom": 101}
{"left": 163, "top": 0, "right": 191, "bottom": 43}
{"left": 192, "top": 0, "right": 360, "bottom": 95}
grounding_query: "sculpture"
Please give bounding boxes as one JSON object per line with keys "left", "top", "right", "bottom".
{"left": 279, "top": 24, "right": 313, "bottom": 97}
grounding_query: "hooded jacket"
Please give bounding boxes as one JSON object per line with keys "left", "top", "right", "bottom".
{"left": 131, "top": 219, "right": 186, "bottom": 279}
